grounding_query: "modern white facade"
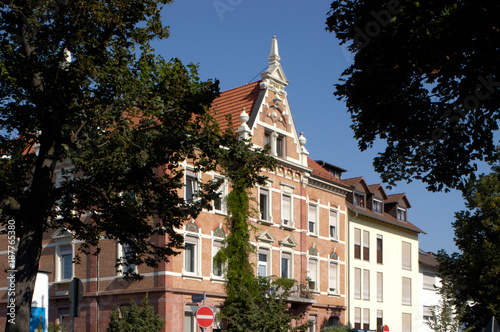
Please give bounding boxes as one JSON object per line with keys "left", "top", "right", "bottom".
{"left": 419, "top": 249, "right": 441, "bottom": 332}
{"left": 345, "top": 179, "right": 423, "bottom": 332}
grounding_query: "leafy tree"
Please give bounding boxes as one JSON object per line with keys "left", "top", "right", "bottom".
{"left": 214, "top": 131, "right": 308, "bottom": 332}
{"left": 48, "top": 323, "right": 68, "bottom": 332}
{"left": 107, "top": 294, "right": 164, "bottom": 332}
{"left": 437, "top": 158, "right": 500, "bottom": 330}
{"left": 0, "top": 1, "right": 248, "bottom": 331}
{"left": 326, "top": 1, "right": 500, "bottom": 191}
{"left": 426, "top": 284, "right": 468, "bottom": 332}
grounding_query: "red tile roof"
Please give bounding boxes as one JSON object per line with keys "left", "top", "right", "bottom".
{"left": 347, "top": 202, "right": 424, "bottom": 234}
{"left": 419, "top": 250, "right": 439, "bottom": 268}
{"left": 210, "top": 81, "right": 262, "bottom": 132}
{"left": 307, "top": 157, "right": 350, "bottom": 188}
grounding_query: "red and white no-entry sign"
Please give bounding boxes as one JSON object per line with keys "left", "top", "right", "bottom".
{"left": 196, "top": 306, "right": 214, "bottom": 328}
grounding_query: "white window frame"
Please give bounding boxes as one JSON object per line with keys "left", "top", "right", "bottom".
{"left": 308, "top": 203, "right": 318, "bottom": 236}
{"left": 185, "top": 168, "right": 199, "bottom": 203}
{"left": 329, "top": 209, "right": 338, "bottom": 240}
{"left": 117, "top": 242, "right": 138, "bottom": 276}
{"left": 307, "top": 257, "right": 319, "bottom": 291}
{"left": 328, "top": 261, "right": 339, "bottom": 294}
{"left": 257, "top": 246, "right": 271, "bottom": 277}
{"left": 56, "top": 243, "right": 74, "bottom": 282}
{"left": 281, "top": 193, "right": 293, "bottom": 227}
{"left": 354, "top": 267, "right": 361, "bottom": 299}
{"left": 212, "top": 239, "right": 225, "bottom": 279}
{"left": 280, "top": 251, "right": 293, "bottom": 279}
{"left": 258, "top": 186, "right": 272, "bottom": 223}
{"left": 213, "top": 176, "right": 227, "bottom": 215}
{"left": 183, "top": 233, "right": 201, "bottom": 278}
{"left": 373, "top": 198, "right": 383, "bottom": 213}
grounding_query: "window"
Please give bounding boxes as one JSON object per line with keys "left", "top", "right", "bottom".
{"left": 276, "top": 134, "right": 285, "bottom": 158}
{"left": 308, "top": 204, "right": 317, "bottom": 235}
{"left": 213, "top": 177, "right": 227, "bottom": 214}
{"left": 329, "top": 262, "right": 338, "bottom": 293}
{"left": 423, "top": 305, "right": 433, "bottom": 320}
{"left": 308, "top": 317, "right": 316, "bottom": 332}
{"left": 184, "top": 311, "right": 195, "bottom": 332}
{"left": 363, "top": 230, "right": 369, "bottom": 261}
{"left": 402, "top": 313, "right": 411, "bottom": 332}
{"left": 329, "top": 210, "right": 338, "bottom": 240}
{"left": 56, "top": 244, "right": 73, "bottom": 281}
{"left": 117, "top": 242, "right": 137, "bottom": 275}
{"left": 354, "top": 308, "right": 361, "bottom": 329}
{"left": 363, "top": 269, "right": 370, "bottom": 300}
{"left": 354, "top": 228, "right": 361, "bottom": 259}
{"left": 258, "top": 248, "right": 269, "bottom": 277}
{"left": 259, "top": 188, "right": 271, "bottom": 221}
{"left": 377, "top": 272, "right": 383, "bottom": 302}
{"left": 398, "top": 207, "right": 407, "bottom": 221}
{"left": 402, "top": 277, "right": 412, "bottom": 306}
{"left": 376, "top": 310, "right": 383, "bottom": 332}
{"left": 264, "top": 132, "right": 271, "bottom": 148}
{"left": 363, "top": 308, "right": 370, "bottom": 329}
{"left": 281, "top": 194, "right": 292, "bottom": 226}
{"left": 373, "top": 199, "right": 382, "bottom": 213}
{"left": 58, "top": 308, "right": 71, "bottom": 332}
{"left": 377, "top": 235, "right": 383, "bottom": 264}
{"left": 184, "top": 236, "right": 198, "bottom": 274}
{"left": 281, "top": 252, "right": 292, "bottom": 279}
{"left": 423, "top": 273, "right": 435, "bottom": 290}
{"left": 307, "top": 258, "right": 318, "bottom": 291}
{"left": 212, "top": 240, "right": 224, "bottom": 277}
{"left": 402, "top": 241, "right": 412, "bottom": 270}
{"left": 185, "top": 169, "right": 198, "bottom": 202}
{"left": 354, "top": 268, "right": 361, "bottom": 299}
{"left": 354, "top": 192, "right": 365, "bottom": 207}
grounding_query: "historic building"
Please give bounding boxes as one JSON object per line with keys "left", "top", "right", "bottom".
{"left": 0, "top": 36, "right": 427, "bottom": 332}
{"left": 0, "top": 37, "right": 351, "bottom": 332}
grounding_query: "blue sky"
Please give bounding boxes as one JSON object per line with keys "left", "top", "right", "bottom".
{"left": 152, "top": 0, "right": 469, "bottom": 254}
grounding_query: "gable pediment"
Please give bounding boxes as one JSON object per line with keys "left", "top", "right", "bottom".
{"left": 257, "top": 230, "right": 275, "bottom": 244}
{"left": 279, "top": 235, "right": 297, "bottom": 248}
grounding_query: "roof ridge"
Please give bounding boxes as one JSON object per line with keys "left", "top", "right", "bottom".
{"left": 219, "top": 80, "right": 262, "bottom": 95}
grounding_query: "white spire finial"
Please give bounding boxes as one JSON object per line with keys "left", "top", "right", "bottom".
{"left": 269, "top": 35, "right": 280, "bottom": 66}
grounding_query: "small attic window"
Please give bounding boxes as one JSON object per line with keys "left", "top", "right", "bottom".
{"left": 373, "top": 199, "right": 383, "bottom": 213}
{"left": 397, "top": 207, "right": 407, "bottom": 221}
{"left": 354, "top": 193, "right": 365, "bottom": 208}
{"left": 264, "top": 130, "right": 286, "bottom": 158}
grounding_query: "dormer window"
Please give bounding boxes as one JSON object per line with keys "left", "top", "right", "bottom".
{"left": 373, "top": 199, "right": 382, "bottom": 213}
{"left": 354, "top": 193, "right": 365, "bottom": 208}
{"left": 397, "top": 207, "right": 406, "bottom": 221}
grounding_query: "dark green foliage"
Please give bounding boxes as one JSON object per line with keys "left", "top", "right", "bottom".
{"left": 107, "top": 295, "right": 164, "bottom": 332}
{"left": 321, "top": 325, "right": 354, "bottom": 332}
{"left": 0, "top": 1, "right": 247, "bottom": 331}
{"left": 326, "top": 1, "right": 500, "bottom": 192}
{"left": 48, "top": 323, "right": 68, "bottom": 332}
{"left": 437, "top": 157, "right": 500, "bottom": 330}
{"left": 214, "top": 131, "right": 308, "bottom": 331}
